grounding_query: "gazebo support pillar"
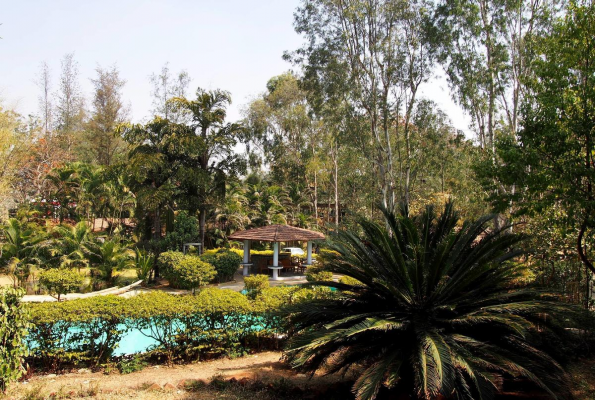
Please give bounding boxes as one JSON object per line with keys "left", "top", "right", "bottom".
{"left": 269, "top": 242, "right": 282, "bottom": 281}
{"left": 242, "top": 240, "right": 251, "bottom": 276}
{"left": 307, "top": 241, "right": 313, "bottom": 266}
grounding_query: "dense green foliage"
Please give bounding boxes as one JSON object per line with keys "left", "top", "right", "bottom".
{"left": 243, "top": 274, "right": 270, "bottom": 297}
{"left": 304, "top": 263, "right": 333, "bottom": 283}
{"left": 161, "top": 211, "right": 199, "bottom": 252}
{"left": 283, "top": 204, "right": 583, "bottom": 400}
{"left": 38, "top": 268, "right": 83, "bottom": 301}
{"left": 200, "top": 249, "right": 242, "bottom": 282}
{"left": 484, "top": 1, "right": 595, "bottom": 304}
{"left": 169, "top": 257, "right": 216, "bottom": 293}
{"left": 157, "top": 251, "right": 215, "bottom": 290}
{"left": 0, "top": 288, "right": 30, "bottom": 392}
{"left": 2, "top": 4, "right": 595, "bottom": 399}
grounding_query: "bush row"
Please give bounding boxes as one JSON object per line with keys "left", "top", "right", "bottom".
{"left": 26, "top": 286, "right": 332, "bottom": 369}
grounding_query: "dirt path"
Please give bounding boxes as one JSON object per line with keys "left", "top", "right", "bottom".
{"left": 5, "top": 352, "right": 351, "bottom": 399}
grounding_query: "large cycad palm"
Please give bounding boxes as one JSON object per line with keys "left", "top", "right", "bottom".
{"left": 283, "top": 203, "right": 579, "bottom": 400}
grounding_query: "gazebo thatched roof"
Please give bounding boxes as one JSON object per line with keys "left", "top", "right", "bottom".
{"left": 228, "top": 225, "right": 325, "bottom": 242}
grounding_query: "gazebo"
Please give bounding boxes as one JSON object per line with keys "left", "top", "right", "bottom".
{"left": 229, "top": 225, "right": 325, "bottom": 280}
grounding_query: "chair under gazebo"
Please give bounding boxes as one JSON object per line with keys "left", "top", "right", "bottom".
{"left": 228, "top": 225, "right": 325, "bottom": 280}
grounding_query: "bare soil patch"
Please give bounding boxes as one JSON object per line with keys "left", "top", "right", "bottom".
{"left": 4, "top": 352, "right": 355, "bottom": 400}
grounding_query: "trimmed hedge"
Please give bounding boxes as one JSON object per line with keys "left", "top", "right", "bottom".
{"left": 26, "top": 286, "right": 333, "bottom": 368}
{"left": 28, "top": 296, "right": 128, "bottom": 368}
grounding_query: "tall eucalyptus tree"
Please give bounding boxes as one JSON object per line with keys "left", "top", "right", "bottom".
{"left": 290, "top": 0, "right": 436, "bottom": 211}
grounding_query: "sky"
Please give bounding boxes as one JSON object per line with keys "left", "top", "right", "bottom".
{"left": 0, "top": 0, "right": 471, "bottom": 134}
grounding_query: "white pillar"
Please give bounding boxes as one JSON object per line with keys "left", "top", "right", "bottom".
{"left": 242, "top": 240, "right": 251, "bottom": 276}
{"left": 273, "top": 242, "right": 279, "bottom": 267}
{"left": 243, "top": 240, "right": 250, "bottom": 263}
{"left": 271, "top": 242, "right": 280, "bottom": 280}
{"left": 307, "top": 241, "right": 313, "bottom": 265}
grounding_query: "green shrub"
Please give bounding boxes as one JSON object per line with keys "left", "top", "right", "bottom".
{"left": 203, "top": 248, "right": 274, "bottom": 257}
{"left": 27, "top": 286, "right": 327, "bottom": 369}
{"left": 169, "top": 256, "right": 216, "bottom": 293}
{"left": 39, "top": 268, "right": 84, "bottom": 301}
{"left": 243, "top": 274, "right": 269, "bottom": 300}
{"left": 252, "top": 286, "right": 335, "bottom": 313}
{"left": 125, "top": 289, "right": 258, "bottom": 363}
{"left": 118, "top": 354, "right": 148, "bottom": 374}
{"left": 305, "top": 267, "right": 333, "bottom": 283}
{"left": 244, "top": 274, "right": 269, "bottom": 295}
{"left": 201, "top": 250, "right": 242, "bottom": 282}
{"left": 252, "top": 286, "right": 297, "bottom": 312}
{"left": 0, "top": 288, "right": 30, "bottom": 392}
{"left": 28, "top": 296, "right": 128, "bottom": 368}
{"left": 161, "top": 211, "right": 199, "bottom": 252}
{"left": 156, "top": 251, "right": 185, "bottom": 278}
{"left": 158, "top": 251, "right": 216, "bottom": 291}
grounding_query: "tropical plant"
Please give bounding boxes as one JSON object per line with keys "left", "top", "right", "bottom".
{"left": 84, "top": 239, "right": 133, "bottom": 285}
{"left": 120, "top": 118, "right": 179, "bottom": 241}
{"left": 46, "top": 164, "right": 80, "bottom": 222}
{"left": 245, "top": 181, "right": 288, "bottom": 227}
{"left": 283, "top": 203, "right": 580, "bottom": 400}
{"left": 243, "top": 274, "right": 269, "bottom": 299}
{"left": 52, "top": 221, "right": 93, "bottom": 270}
{"left": 0, "top": 218, "right": 45, "bottom": 288}
{"left": 39, "top": 268, "right": 84, "bottom": 301}
{"left": 169, "top": 88, "right": 247, "bottom": 250}
{"left": 134, "top": 248, "right": 155, "bottom": 284}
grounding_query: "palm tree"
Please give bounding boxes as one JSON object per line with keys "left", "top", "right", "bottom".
{"left": 169, "top": 88, "right": 245, "bottom": 250}
{"left": 283, "top": 203, "right": 579, "bottom": 400}
{"left": 216, "top": 181, "right": 251, "bottom": 234}
{"left": 84, "top": 239, "right": 133, "bottom": 286}
{"left": 74, "top": 163, "right": 106, "bottom": 226}
{"left": 120, "top": 118, "right": 178, "bottom": 240}
{"left": 246, "top": 182, "right": 288, "bottom": 227}
{"left": 46, "top": 164, "right": 80, "bottom": 222}
{"left": 52, "top": 221, "right": 93, "bottom": 271}
{"left": 285, "top": 182, "right": 313, "bottom": 225}
{"left": 0, "top": 218, "right": 45, "bottom": 288}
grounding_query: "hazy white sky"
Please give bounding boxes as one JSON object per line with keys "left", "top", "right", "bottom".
{"left": 0, "top": 0, "right": 471, "bottom": 134}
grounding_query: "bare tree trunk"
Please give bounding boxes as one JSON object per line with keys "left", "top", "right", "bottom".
{"left": 153, "top": 208, "right": 161, "bottom": 240}
{"left": 314, "top": 170, "right": 318, "bottom": 224}
{"left": 334, "top": 151, "right": 339, "bottom": 226}
{"left": 199, "top": 206, "right": 207, "bottom": 253}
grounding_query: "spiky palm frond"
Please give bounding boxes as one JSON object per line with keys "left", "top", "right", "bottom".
{"left": 283, "top": 203, "right": 580, "bottom": 400}
{"left": 51, "top": 221, "right": 93, "bottom": 269}
{"left": 1, "top": 218, "right": 47, "bottom": 287}
{"left": 84, "top": 239, "right": 133, "bottom": 284}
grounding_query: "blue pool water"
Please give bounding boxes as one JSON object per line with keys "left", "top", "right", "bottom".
{"left": 113, "top": 326, "right": 159, "bottom": 355}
